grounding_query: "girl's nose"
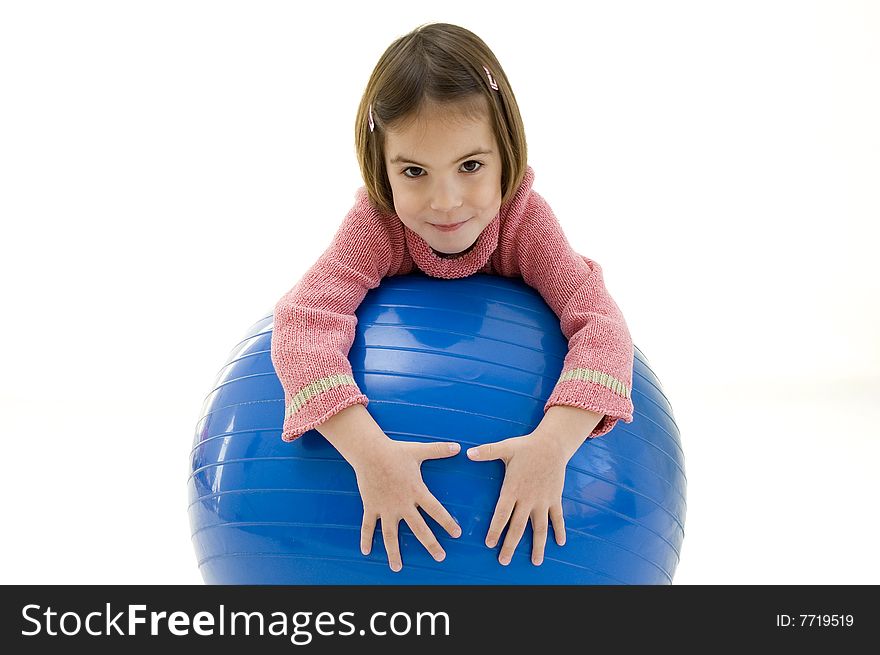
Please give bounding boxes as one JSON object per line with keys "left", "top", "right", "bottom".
{"left": 430, "top": 181, "right": 463, "bottom": 213}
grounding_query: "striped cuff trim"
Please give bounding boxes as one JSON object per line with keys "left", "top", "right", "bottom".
{"left": 557, "top": 368, "right": 631, "bottom": 399}
{"left": 285, "top": 373, "right": 358, "bottom": 419}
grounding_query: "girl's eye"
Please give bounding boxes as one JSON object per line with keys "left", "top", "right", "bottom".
{"left": 402, "top": 160, "right": 483, "bottom": 179}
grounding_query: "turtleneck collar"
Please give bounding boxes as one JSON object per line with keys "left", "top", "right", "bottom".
{"left": 404, "top": 211, "right": 500, "bottom": 279}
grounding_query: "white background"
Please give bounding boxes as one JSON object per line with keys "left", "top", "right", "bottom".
{"left": 1, "top": 1, "right": 877, "bottom": 585}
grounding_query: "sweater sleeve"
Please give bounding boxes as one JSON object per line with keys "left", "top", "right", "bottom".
{"left": 511, "top": 191, "right": 635, "bottom": 439}
{"left": 270, "top": 189, "right": 395, "bottom": 442}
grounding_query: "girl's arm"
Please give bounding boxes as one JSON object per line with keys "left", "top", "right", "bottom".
{"left": 271, "top": 188, "right": 400, "bottom": 442}
{"left": 503, "top": 190, "right": 635, "bottom": 439}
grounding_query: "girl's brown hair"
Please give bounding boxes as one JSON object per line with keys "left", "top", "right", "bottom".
{"left": 355, "top": 23, "right": 528, "bottom": 216}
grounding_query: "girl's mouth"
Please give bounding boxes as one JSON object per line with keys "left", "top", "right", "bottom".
{"left": 430, "top": 218, "right": 470, "bottom": 232}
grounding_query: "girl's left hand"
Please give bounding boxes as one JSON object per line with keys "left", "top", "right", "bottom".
{"left": 466, "top": 430, "right": 573, "bottom": 566}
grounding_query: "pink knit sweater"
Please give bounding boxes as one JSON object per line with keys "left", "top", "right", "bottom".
{"left": 271, "top": 165, "right": 634, "bottom": 442}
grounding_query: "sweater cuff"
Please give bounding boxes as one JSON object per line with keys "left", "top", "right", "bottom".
{"left": 280, "top": 374, "right": 369, "bottom": 442}
{"left": 544, "top": 368, "right": 634, "bottom": 439}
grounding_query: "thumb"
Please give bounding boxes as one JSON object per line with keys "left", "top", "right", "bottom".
{"left": 466, "top": 441, "right": 504, "bottom": 461}
{"left": 419, "top": 441, "right": 461, "bottom": 461}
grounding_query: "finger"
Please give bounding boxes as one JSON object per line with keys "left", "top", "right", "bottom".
{"left": 467, "top": 440, "right": 506, "bottom": 462}
{"left": 531, "top": 510, "right": 549, "bottom": 566}
{"left": 381, "top": 516, "right": 403, "bottom": 572}
{"left": 360, "top": 511, "right": 377, "bottom": 555}
{"left": 485, "top": 492, "right": 516, "bottom": 548}
{"left": 419, "top": 491, "right": 462, "bottom": 538}
{"left": 404, "top": 510, "right": 446, "bottom": 562}
{"left": 550, "top": 504, "right": 566, "bottom": 546}
{"left": 498, "top": 505, "right": 530, "bottom": 566}
{"left": 417, "top": 441, "right": 461, "bottom": 461}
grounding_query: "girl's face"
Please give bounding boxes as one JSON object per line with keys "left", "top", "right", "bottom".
{"left": 384, "top": 102, "right": 503, "bottom": 257}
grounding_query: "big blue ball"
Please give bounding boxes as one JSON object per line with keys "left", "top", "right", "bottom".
{"left": 189, "top": 273, "right": 686, "bottom": 584}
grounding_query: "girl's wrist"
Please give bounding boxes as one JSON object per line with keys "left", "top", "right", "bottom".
{"left": 532, "top": 405, "right": 604, "bottom": 458}
{"left": 316, "top": 404, "right": 391, "bottom": 464}
{"left": 531, "top": 427, "right": 583, "bottom": 461}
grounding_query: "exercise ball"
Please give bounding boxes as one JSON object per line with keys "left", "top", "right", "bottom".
{"left": 189, "top": 272, "right": 686, "bottom": 584}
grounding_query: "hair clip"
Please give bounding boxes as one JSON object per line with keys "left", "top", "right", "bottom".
{"left": 368, "top": 104, "right": 375, "bottom": 133}
{"left": 483, "top": 65, "right": 499, "bottom": 91}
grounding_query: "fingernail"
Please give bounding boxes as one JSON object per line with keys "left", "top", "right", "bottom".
{"left": 391, "top": 563, "right": 401, "bottom": 572}
{"left": 467, "top": 447, "right": 479, "bottom": 457}
{"left": 486, "top": 538, "right": 496, "bottom": 548}
{"left": 499, "top": 555, "right": 510, "bottom": 566}
{"left": 533, "top": 557, "right": 543, "bottom": 566}
{"left": 434, "top": 551, "right": 446, "bottom": 562}
{"left": 448, "top": 443, "right": 459, "bottom": 453}
{"left": 453, "top": 526, "right": 462, "bottom": 538}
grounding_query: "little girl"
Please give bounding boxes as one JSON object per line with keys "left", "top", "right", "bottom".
{"left": 271, "top": 23, "right": 634, "bottom": 573}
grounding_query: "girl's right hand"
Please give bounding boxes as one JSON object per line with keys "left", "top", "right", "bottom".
{"left": 349, "top": 437, "right": 462, "bottom": 572}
